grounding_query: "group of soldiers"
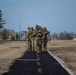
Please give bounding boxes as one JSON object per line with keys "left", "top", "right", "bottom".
{"left": 26, "top": 25, "right": 50, "bottom": 53}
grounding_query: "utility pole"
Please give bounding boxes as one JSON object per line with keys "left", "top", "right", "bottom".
{"left": 19, "top": 11, "right": 21, "bottom": 40}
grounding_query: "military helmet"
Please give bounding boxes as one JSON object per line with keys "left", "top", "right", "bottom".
{"left": 28, "top": 27, "right": 30, "bottom": 29}
{"left": 35, "top": 25, "right": 39, "bottom": 30}
{"left": 31, "top": 27, "right": 34, "bottom": 31}
{"left": 43, "top": 27, "right": 47, "bottom": 30}
{"left": 38, "top": 25, "right": 42, "bottom": 29}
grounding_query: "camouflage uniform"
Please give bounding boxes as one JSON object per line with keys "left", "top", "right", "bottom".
{"left": 41, "top": 29, "right": 45, "bottom": 52}
{"left": 26, "top": 25, "right": 50, "bottom": 53}
{"left": 38, "top": 29, "right": 43, "bottom": 52}
{"left": 30, "top": 27, "right": 34, "bottom": 51}
{"left": 38, "top": 27, "right": 43, "bottom": 51}
{"left": 26, "top": 27, "right": 32, "bottom": 50}
{"left": 33, "top": 25, "right": 41, "bottom": 52}
{"left": 42, "top": 27, "right": 50, "bottom": 51}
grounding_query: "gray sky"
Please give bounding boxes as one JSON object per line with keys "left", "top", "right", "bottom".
{"left": 0, "top": 0, "right": 76, "bottom": 33}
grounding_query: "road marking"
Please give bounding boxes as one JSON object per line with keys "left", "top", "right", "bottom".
{"left": 37, "top": 62, "right": 41, "bottom": 66}
{"left": 37, "top": 57, "right": 40, "bottom": 61}
{"left": 36, "top": 53, "right": 39, "bottom": 57}
{"left": 36, "top": 53, "right": 40, "bottom": 61}
{"left": 38, "top": 68, "right": 42, "bottom": 73}
{"left": 17, "top": 59, "right": 39, "bottom": 61}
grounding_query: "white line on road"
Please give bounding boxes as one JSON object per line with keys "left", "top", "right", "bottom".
{"left": 37, "top": 57, "right": 40, "bottom": 61}
{"left": 38, "top": 68, "right": 42, "bottom": 73}
{"left": 37, "top": 62, "right": 41, "bottom": 66}
{"left": 36, "top": 53, "right": 39, "bottom": 57}
{"left": 36, "top": 53, "right": 40, "bottom": 61}
{"left": 36, "top": 53, "right": 43, "bottom": 73}
{"left": 17, "top": 59, "right": 39, "bottom": 61}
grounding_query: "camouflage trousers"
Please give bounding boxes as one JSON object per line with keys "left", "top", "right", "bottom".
{"left": 34, "top": 38, "right": 42, "bottom": 52}
{"left": 44, "top": 40, "right": 48, "bottom": 50}
{"left": 27, "top": 38, "right": 47, "bottom": 52}
{"left": 42, "top": 39, "right": 47, "bottom": 52}
{"left": 30, "top": 38, "right": 34, "bottom": 51}
{"left": 42, "top": 40, "right": 45, "bottom": 52}
{"left": 27, "top": 40, "right": 32, "bottom": 50}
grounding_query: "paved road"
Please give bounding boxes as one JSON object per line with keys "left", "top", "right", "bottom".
{"left": 3, "top": 51, "right": 70, "bottom": 75}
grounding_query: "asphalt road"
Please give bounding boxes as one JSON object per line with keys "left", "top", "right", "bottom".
{"left": 3, "top": 51, "right": 70, "bottom": 75}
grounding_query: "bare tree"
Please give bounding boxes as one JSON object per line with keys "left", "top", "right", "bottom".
{"left": 59, "top": 31, "right": 73, "bottom": 40}
{"left": 52, "top": 32, "right": 59, "bottom": 40}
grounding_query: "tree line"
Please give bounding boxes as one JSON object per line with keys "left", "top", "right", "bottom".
{"left": 0, "top": 10, "right": 17, "bottom": 40}
{"left": 51, "top": 32, "right": 76, "bottom": 40}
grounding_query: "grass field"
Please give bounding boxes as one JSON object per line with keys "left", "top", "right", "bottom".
{"left": 47, "top": 40, "right": 76, "bottom": 75}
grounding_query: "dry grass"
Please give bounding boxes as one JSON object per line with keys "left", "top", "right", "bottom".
{"left": 47, "top": 40, "right": 76, "bottom": 75}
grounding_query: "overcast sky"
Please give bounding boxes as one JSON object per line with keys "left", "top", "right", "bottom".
{"left": 0, "top": 0, "right": 76, "bottom": 33}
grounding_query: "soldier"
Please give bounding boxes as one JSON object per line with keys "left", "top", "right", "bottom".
{"left": 33, "top": 25, "right": 38, "bottom": 52}
{"left": 30, "top": 27, "right": 34, "bottom": 51}
{"left": 26, "top": 27, "right": 32, "bottom": 51}
{"left": 33, "top": 25, "right": 42, "bottom": 53}
{"left": 26, "top": 25, "right": 50, "bottom": 53}
{"left": 41, "top": 28, "right": 45, "bottom": 52}
{"left": 42, "top": 27, "right": 50, "bottom": 51}
{"left": 38, "top": 26, "right": 43, "bottom": 51}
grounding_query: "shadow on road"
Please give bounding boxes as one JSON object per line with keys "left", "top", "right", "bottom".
{"left": 2, "top": 51, "right": 70, "bottom": 75}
